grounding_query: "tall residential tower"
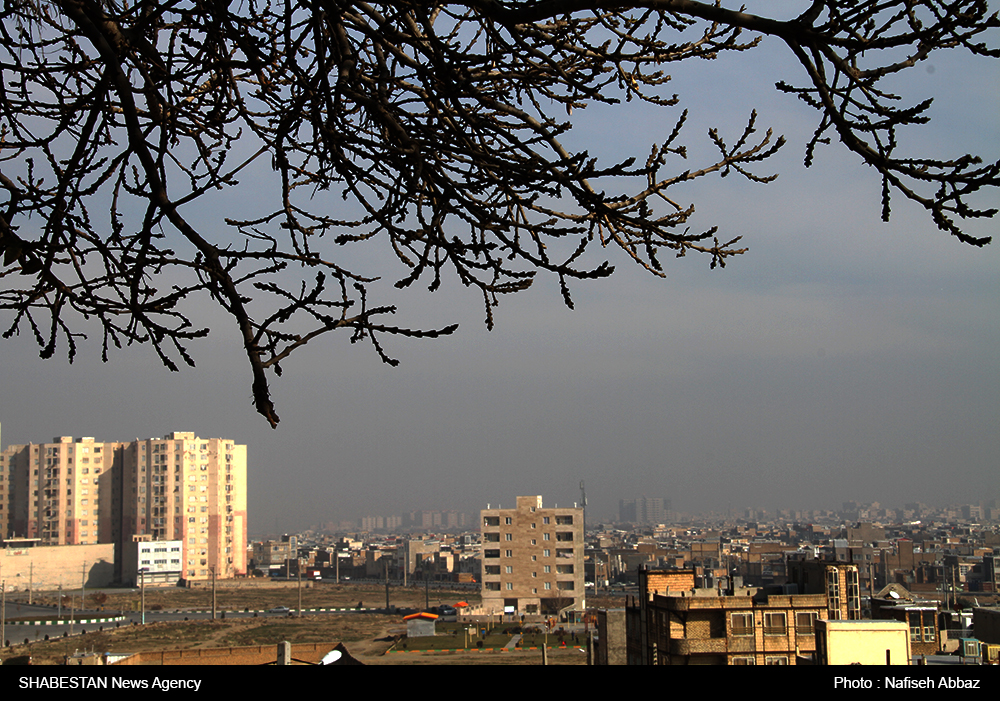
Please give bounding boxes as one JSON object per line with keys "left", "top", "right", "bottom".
{"left": 1, "top": 431, "right": 246, "bottom": 582}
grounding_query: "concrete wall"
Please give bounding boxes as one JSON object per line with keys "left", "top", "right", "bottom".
{"left": 596, "top": 609, "right": 627, "bottom": 665}
{"left": 1, "top": 543, "right": 114, "bottom": 591}
{"left": 114, "top": 642, "right": 343, "bottom": 665}
{"left": 816, "top": 619, "right": 910, "bottom": 665}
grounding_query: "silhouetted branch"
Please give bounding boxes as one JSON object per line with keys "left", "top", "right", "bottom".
{"left": 1, "top": 1, "right": 995, "bottom": 424}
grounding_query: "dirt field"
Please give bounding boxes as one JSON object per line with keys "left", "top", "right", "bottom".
{"left": 1, "top": 583, "right": 598, "bottom": 665}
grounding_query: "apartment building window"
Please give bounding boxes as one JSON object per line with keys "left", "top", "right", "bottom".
{"left": 795, "top": 612, "right": 817, "bottom": 634}
{"left": 504, "top": 533, "right": 512, "bottom": 541}
{"left": 731, "top": 613, "right": 753, "bottom": 636}
{"left": 505, "top": 583, "right": 513, "bottom": 590}
{"left": 504, "top": 550, "right": 512, "bottom": 558}
{"left": 765, "top": 656, "right": 788, "bottom": 665}
{"left": 763, "top": 612, "right": 787, "bottom": 636}
{"left": 846, "top": 568, "right": 861, "bottom": 620}
{"left": 505, "top": 566, "right": 513, "bottom": 574}
{"left": 731, "top": 657, "right": 754, "bottom": 665}
{"left": 923, "top": 620, "right": 935, "bottom": 643}
{"left": 826, "top": 567, "right": 842, "bottom": 620}
{"left": 504, "top": 517, "right": 512, "bottom": 525}
{"left": 543, "top": 533, "right": 550, "bottom": 541}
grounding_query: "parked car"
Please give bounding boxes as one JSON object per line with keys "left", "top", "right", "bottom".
{"left": 268, "top": 606, "right": 290, "bottom": 614}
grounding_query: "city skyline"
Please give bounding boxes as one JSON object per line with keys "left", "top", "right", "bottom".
{"left": 1, "top": 421, "right": 996, "bottom": 538}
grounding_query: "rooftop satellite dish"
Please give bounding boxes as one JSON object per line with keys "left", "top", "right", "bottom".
{"left": 320, "top": 649, "right": 343, "bottom": 665}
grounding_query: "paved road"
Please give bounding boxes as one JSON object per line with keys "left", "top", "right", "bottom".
{"left": 2, "top": 603, "right": 389, "bottom": 645}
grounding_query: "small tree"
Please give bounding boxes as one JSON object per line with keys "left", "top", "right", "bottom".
{"left": 1, "top": 1, "right": 996, "bottom": 425}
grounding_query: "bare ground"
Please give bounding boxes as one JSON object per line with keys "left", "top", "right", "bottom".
{"left": 1, "top": 584, "right": 588, "bottom": 665}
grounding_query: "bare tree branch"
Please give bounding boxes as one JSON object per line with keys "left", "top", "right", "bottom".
{"left": 1, "top": 1, "right": 996, "bottom": 425}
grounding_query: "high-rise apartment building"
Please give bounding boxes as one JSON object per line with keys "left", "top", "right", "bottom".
{"left": 619, "top": 496, "right": 671, "bottom": 525}
{"left": 480, "top": 495, "right": 584, "bottom": 617}
{"left": 4, "top": 436, "right": 119, "bottom": 546}
{"left": 1, "top": 432, "right": 246, "bottom": 582}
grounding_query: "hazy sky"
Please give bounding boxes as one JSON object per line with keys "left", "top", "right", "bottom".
{"left": 3, "top": 6, "right": 997, "bottom": 534}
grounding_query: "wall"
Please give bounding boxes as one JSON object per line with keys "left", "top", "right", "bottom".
{"left": 0, "top": 543, "right": 114, "bottom": 591}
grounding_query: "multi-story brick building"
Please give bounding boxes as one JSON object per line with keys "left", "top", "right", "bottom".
{"left": 480, "top": 495, "right": 584, "bottom": 617}
{"left": 627, "top": 567, "right": 831, "bottom": 665}
{"left": 1, "top": 432, "right": 246, "bottom": 582}
{"left": 787, "top": 560, "right": 864, "bottom": 620}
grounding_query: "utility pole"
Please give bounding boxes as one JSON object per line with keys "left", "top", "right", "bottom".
{"left": 297, "top": 559, "right": 303, "bottom": 617}
{"left": 140, "top": 569, "right": 146, "bottom": 625}
{"left": 384, "top": 558, "right": 390, "bottom": 611}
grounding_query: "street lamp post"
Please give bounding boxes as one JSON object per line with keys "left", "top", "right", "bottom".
{"left": 140, "top": 568, "right": 148, "bottom": 625}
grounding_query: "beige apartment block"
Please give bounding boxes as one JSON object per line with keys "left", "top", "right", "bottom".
{"left": 118, "top": 432, "right": 247, "bottom": 581}
{"left": 2, "top": 432, "right": 247, "bottom": 584}
{"left": 480, "top": 495, "right": 584, "bottom": 617}
{"left": 0, "top": 444, "right": 10, "bottom": 540}
{"left": 5, "top": 437, "right": 119, "bottom": 546}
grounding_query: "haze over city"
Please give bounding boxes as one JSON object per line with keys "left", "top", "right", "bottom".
{"left": 2, "top": 10, "right": 997, "bottom": 535}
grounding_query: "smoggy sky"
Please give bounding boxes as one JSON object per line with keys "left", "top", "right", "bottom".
{"left": 2, "top": 5, "right": 997, "bottom": 535}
